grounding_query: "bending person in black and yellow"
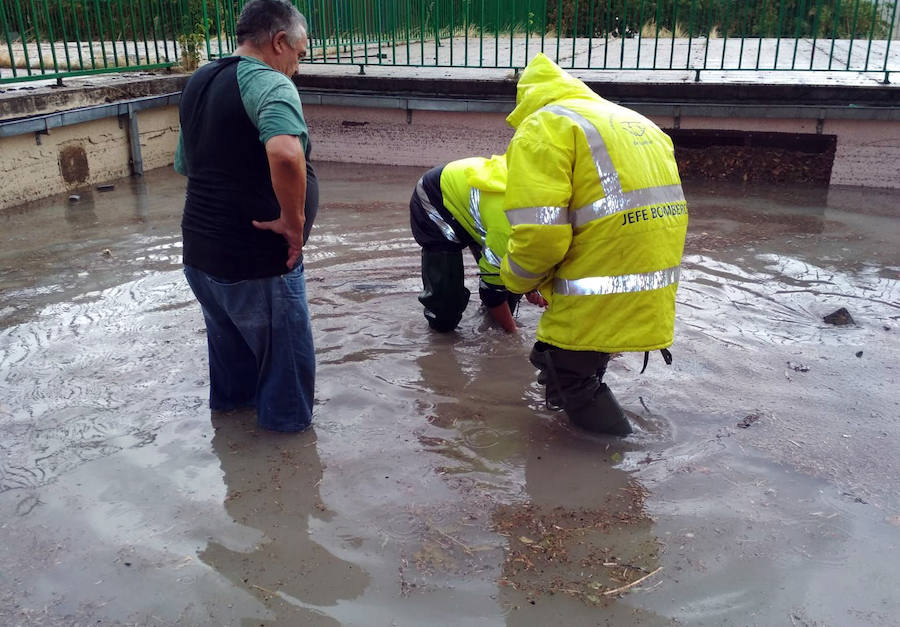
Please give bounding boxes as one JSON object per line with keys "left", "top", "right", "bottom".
{"left": 500, "top": 54, "right": 688, "bottom": 436}
{"left": 410, "top": 154, "right": 542, "bottom": 333}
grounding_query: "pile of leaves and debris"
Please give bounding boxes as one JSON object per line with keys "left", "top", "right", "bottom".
{"left": 492, "top": 482, "right": 663, "bottom": 605}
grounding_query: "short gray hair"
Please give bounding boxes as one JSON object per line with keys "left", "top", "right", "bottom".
{"left": 236, "top": 0, "right": 308, "bottom": 46}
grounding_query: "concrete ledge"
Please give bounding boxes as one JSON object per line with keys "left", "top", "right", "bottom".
{"left": 298, "top": 88, "right": 900, "bottom": 122}
{"left": 0, "top": 92, "right": 181, "bottom": 138}
{"left": 295, "top": 71, "right": 900, "bottom": 108}
{"left": 2, "top": 64, "right": 896, "bottom": 122}
{"left": 0, "top": 74, "right": 189, "bottom": 121}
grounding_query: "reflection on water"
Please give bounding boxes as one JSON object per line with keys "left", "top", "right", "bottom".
{"left": 495, "top": 419, "right": 670, "bottom": 625}
{"left": 0, "top": 165, "right": 898, "bottom": 625}
{"left": 201, "top": 415, "right": 367, "bottom": 625}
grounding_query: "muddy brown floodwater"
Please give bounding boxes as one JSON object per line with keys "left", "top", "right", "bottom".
{"left": 1, "top": 163, "right": 898, "bottom": 626}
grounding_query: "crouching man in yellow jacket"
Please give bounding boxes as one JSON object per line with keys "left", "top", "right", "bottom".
{"left": 500, "top": 54, "right": 688, "bottom": 436}
{"left": 410, "top": 154, "right": 543, "bottom": 333}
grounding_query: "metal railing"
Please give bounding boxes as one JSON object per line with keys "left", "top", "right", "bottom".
{"left": 0, "top": 0, "right": 200, "bottom": 83}
{"left": 2, "top": 0, "right": 898, "bottom": 85}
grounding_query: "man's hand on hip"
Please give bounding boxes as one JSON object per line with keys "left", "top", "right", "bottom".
{"left": 253, "top": 218, "right": 303, "bottom": 268}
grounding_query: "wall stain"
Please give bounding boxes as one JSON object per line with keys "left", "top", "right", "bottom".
{"left": 58, "top": 143, "right": 89, "bottom": 184}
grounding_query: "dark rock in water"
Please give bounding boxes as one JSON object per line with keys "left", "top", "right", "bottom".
{"left": 855, "top": 351, "right": 863, "bottom": 358}
{"left": 823, "top": 308, "right": 854, "bottom": 326}
{"left": 737, "top": 414, "right": 761, "bottom": 429}
{"left": 97, "top": 184, "right": 115, "bottom": 192}
{"left": 68, "top": 194, "right": 80, "bottom": 203}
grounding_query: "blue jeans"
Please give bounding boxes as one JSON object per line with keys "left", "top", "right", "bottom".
{"left": 184, "top": 264, "right": 315, "bottom": 432}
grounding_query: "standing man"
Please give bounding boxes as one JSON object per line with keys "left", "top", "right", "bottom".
{"left": 500, "top": 54, "right": 688, "bottom": 436}
{"left": 410, "top": 154, "right": 545, "bottom": 334}
{"left": 176, "top": 0, "right": 317, "bottom": 432}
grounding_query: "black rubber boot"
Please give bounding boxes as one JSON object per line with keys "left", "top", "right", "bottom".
{"left": 418, "top": 249, "right": 470, "bottom": 332}
{"left": 565, "top": 383, "right": 632, "bottom": 436}
{"left": 529, "top": 342, "right": 632, "bottom": 436}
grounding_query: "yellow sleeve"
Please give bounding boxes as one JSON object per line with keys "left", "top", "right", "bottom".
{"left": 500, "top": 120, "right": 574, "bottom": 294}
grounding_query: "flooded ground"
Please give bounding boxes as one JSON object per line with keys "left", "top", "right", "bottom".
{"left": 1, "top": 163, "right": 898, "bottom": 626}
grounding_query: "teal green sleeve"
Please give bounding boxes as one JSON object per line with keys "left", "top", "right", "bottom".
{"left": 236, "top": 56, "right": 308, "bottom": 149}
{"left": 174, "top": 132, "right": 187, "bottom": 175}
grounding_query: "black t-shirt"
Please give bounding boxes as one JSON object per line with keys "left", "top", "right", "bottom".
{"left": 179, "top": 57, "right": 318, "bottom": 279}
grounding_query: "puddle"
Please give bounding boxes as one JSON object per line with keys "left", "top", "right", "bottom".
{"left": 1, "top": 164, "right": 898, "bottom": 625}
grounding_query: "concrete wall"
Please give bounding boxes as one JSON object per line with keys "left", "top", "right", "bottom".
{"left": 827, "top": 119, "right": 900, "bottom": 188}
{"left": 0, "top": 106, "right": 179, "bottom": 211}
{"left": 303, "top": 106, "right": 514, "bottom": 166}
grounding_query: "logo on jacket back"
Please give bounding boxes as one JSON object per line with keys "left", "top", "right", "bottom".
{"left": 620, "top": 120, "right": 646, "bottom": 137}
{"left": 618, "top": 119, "right": 653, "bottom": 147}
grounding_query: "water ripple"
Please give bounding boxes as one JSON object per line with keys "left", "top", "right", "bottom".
{"left": 0, "top": 270, "right": 205, "bottom": 496}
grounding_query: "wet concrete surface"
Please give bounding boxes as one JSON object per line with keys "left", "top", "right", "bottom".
{"left": 1, "top": 163, "right": 898, "bottom": 626}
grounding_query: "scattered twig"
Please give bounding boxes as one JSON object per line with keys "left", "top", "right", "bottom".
{"left": 602, "top": 566, "right": 663, "bottom": 596}
{"left": 547, "top": 586, "right": 583, "bottom": 596}
{"left": 602, "top": 561, "right": 651, "bottom": 573}
{"left": 252, "top": 584, "right": 277, "bottom": 599}
{"left": 432, "top": 526, "right": 473, "bottom": 555}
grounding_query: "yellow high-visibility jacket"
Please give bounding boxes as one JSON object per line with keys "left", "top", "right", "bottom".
{"left": 500, "top": 54, "right": 688, "bottom": 352}
{"left": 438, "top": 154, "right": 510, "bottom": 288}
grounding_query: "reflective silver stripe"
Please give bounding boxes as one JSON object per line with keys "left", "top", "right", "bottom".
{"left": 483, "top": 246, "right": 503, "bottom": 267}
{"left": 541, "top": 104, "right": 686, "bottom": 229}
{"left": 506, "top": 205, "right": 568, "bottom": 226}
{"left": 417, "top": 178, "right": 460, "bottom": 244}
{"left": 543, "top": 104, "right": 621, "bottom": 200}
{"left": 571, "top": 184, "right": 686, "bottom": 228}
{"left": 554, "top": 266, "right": 681, "bottom": 296}
{"left": 469, "top": 188, "right": 503, "bottom": 267}
{"left": 507, "top": 256, "right": 545, "bottom": 280}
{"left": 468, "top": 188, "right": 486, "bottom": 237}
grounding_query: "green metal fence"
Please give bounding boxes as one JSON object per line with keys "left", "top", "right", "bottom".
{"left": 0, "top": 0, "right": 193, "bottom": 82}
{"left": 2, "top": 0, "right": 898, "bottom": 84}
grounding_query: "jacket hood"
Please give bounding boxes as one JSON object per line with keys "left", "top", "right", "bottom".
{"left": 465, "top": 153, "right": 507, "bottom": 193}
{"left": 506, "top": 53, "right": 598, "bottom": 129}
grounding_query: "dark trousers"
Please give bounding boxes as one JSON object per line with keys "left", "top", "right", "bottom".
{"left": 409, "top": 170, "right": 518, "bottom": 331}
{"left": 529, "top": 341, "right": 610, "bottom": 409}
{"left": 529, "top": 342, "right": 632, "bottom": 435}
{"left": 409, "top": 173, "right": 476, "bottom": 332}
{"left": 184, "top": 264, "right": 315, "bottom": 432}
